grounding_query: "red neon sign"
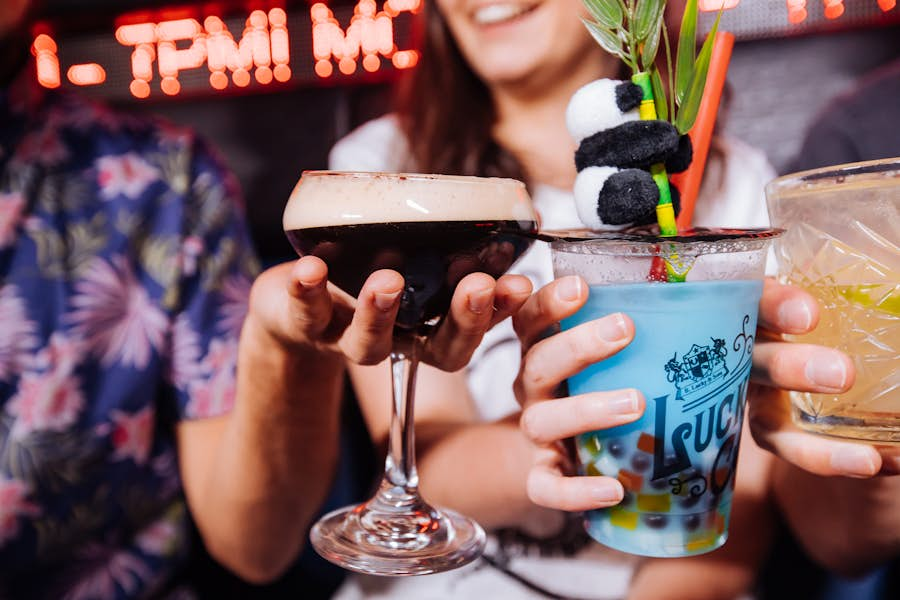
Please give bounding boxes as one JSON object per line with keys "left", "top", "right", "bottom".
{"left": 698, "top": 0, "right": 896, "bottom": 22}
{"left": 67, "top": 63, "right": 107, "bottom": 86}
{"left": 782, "top": 0, "right": 895, "bottom": 23}
{"left": 115, "top": 9, "right": 289, "bottom": 97}
{"left": 310, "top": 0, "right": 420, "bottom": 78}
{"left": 33, "top": 1, "right": 420, "bottom": 98}
{"left": 32, "top": 34, "right": 61, "bottom": 89}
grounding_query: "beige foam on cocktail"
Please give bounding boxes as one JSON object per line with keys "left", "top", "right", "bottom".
{"left": 284, "top": 172, "right": 535, "bottom": 229}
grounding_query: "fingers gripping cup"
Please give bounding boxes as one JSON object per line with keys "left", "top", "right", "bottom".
{"left": 551, "top": 229, "right": 780, "bottom": 557}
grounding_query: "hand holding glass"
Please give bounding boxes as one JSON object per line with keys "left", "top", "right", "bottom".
{"left": 767, "top": 158, "right": 899, "bottom": 443}
{"left": 551, "top": 229, "right": 779, "bottom": 557}
{"left": 283, "top": 172, "right": 537, "bottom": 575}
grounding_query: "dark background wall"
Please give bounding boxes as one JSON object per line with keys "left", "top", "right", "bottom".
{"left": 722, "top": 25, "right": 900, "bottom": 173}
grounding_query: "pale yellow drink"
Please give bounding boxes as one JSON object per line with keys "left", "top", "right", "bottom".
{"left": 787, "top": 269, "right": 898, "bottom": 439}
{"left": 767, "top": 159, "right": 899, "bottom": 443}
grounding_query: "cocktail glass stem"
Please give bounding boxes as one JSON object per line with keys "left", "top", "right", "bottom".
{"left": 387, "top": 338, "right": 419, "bottom": 492}
{"left": 357, "top": 336, "right": 442, "bottom": 548}
{"left": 309, "top": 333, "right": 485, "bottom": 575}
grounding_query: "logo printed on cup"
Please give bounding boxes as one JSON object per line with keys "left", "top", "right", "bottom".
{"left": 651, "top": 315, "right": 754, "bottom": 489}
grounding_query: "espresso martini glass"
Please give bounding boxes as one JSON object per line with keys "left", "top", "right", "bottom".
{"left": 283, "top": 172, "right": 537, "bottom": 575}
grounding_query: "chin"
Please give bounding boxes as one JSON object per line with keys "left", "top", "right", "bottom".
{"left": 480, "top": 67, "right": 539, "bottom": 87}
{"left": 471, "top": 52, "right": 546, "bottom": 87}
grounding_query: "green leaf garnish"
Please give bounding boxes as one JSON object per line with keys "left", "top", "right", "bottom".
{"left": 634, "top": 0, "right": 665, "bottom": 45}
{"left": 651, "top": 69, "right": 668, "bottom": 122}
{"left": 675, "top": 0, "right": 698, "bottom": 107}
{"left": 584, "top": 0, "right": 624, "bottom": 29}
{"left": 639, "top": 4, "right": 665, "bottom": 71}
{"left": 582, "top": 19, "right": 630, "bottom": 67}
{"left": 674, "top": 8, "right": 721, "bottom": 133}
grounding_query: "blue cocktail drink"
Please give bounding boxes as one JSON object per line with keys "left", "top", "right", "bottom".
{"left": 551, "top": 230, "right": 780, "bottom": 557}
{"left": 566, "top": 280, "right": 760, "bottom": 556}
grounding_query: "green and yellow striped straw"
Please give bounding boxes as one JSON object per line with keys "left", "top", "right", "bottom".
{"left": 632, "top": 71, "right": 685, "bottom": 282}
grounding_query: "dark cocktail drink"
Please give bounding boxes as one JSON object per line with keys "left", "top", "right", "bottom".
{"left": 286, "top": 220, "right": 534, "bottom": 335}
{"left": 283, "top": 172, "right": 536, "bottom": 576}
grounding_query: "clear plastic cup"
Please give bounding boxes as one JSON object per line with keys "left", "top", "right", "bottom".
{"left": 551, "top": 229, "right": 780, "bottom": 557}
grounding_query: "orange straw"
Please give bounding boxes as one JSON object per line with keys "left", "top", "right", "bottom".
{"left": 672, "top": 31, "right": 735, "bottom": 229}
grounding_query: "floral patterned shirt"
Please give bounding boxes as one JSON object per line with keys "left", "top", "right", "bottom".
{"left": 0, "top": 68, "right": 259, "bottom": 598}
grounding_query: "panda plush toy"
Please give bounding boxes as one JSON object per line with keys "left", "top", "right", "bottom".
{"left": 565, "top": 79, "right": 694, "bottom": 230}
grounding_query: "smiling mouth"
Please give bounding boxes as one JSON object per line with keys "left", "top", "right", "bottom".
{"left": 472, "top": 2, "right": 540, "bottom": 26}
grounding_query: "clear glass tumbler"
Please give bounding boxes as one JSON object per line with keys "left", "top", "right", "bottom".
{"left": 767, "top": 158, "right": 899, "bottom": 444}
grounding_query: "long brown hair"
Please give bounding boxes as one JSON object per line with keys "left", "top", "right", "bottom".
{"left": 395, "top": 5, "right": 526, "bottom": 181}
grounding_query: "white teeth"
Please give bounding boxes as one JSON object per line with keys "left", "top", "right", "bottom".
{"left": 473, "top": 3, "right": 532, "bottom": 25}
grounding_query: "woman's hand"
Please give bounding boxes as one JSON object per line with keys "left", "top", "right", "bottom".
{"left": 509, "top": 274, "right": 891, "bottom": 519}
{"left": 750, "top": 280, "right": 900, "bottom": 573}
{"left": 512, "top": 275, "right": 644, "bottom": 512}
{"left": 748, "top": 278, "right": 897, "bottom": 477}
{"left": 243, "top": 255, "right": 533, "bottom": 370}
{"left": 181, "top": 256, "right": 532, "bottom": 582}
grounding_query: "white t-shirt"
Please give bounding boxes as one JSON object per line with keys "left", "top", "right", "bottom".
{"left": 328, "top": 114, "right": 776, "bottom": 599}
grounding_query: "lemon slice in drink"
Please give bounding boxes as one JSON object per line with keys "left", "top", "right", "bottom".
{"left": 836, "top": 284, "right": 900, "bottom": 317}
